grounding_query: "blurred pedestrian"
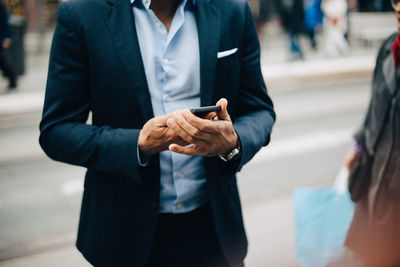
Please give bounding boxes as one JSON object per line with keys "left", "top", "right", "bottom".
{"left": 358, "top": 0, "right": 393, "bottom": 11}
{"left": 375, "top": 0, "right": 395, "bottom": 11}
{"left": 277, "top": 0, "right": 305, "bottom": 60}
{"left": 39, "top": 0, "right": 275, "bottom": 266}
{"left": 321, "top": 0, "right": 349, "bottom": 56}
{"left": 259, "top": 0, "right": 274, "bottom": 27}
{"left": 0, "top": 1, "right": 16, "bottom": 90}
{"left": 344, "top": 0, "right": 400, "bottom": 265}
{"left": 303, "top": 0, "right": 323, "bottom": 50}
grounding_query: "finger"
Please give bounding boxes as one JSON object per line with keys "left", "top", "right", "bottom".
{"left": 180, "top": 110, "right": 218, "bottom": 133}
{"left": 169, "top": 143, "right": 203, "bottom": 156}
{"left": 173, "top": 111, "right": 214, "bottom": 140}
{"left": 167, "top": 117, "right": 211, "bottom": 145}
{"left": 215, "top": 98, "right": 230, "bottom": 121}
{"left": 173, "top": 136, "right": 190, "bottom": 147}
{"left": 203, "top": 111, "right": 218, "bottom": 121}
{"left": 167, "top": 118, "right": 198, "bottom": 144}
{"left": 152, "top": 113, "right": 173, "bottom": 127}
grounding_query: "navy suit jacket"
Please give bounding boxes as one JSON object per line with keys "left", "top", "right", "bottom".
{"left": 39, "top": 0, "right": 275, "bottom": 266}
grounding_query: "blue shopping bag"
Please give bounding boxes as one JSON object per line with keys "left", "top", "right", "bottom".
{"left": 294, "top": 168, "right": 355, "bottom": 267}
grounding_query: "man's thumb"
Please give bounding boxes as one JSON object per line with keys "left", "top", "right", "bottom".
{"left": 216, "top": 98, "right": 230, "bottom": 120}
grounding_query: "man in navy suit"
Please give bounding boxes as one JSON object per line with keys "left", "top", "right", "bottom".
{"left": 40, "top": 0, "right": 275, "bottom": 266}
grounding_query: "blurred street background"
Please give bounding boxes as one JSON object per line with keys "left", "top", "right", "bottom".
{"left": 0, "top": 0, "right": 397, "bottom": 266}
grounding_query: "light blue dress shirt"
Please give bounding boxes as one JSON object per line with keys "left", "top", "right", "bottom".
{"left": 132, "top": 0, "right": 208, "bottom": 213}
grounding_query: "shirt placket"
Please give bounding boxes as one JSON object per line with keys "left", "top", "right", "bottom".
{"left": 148, "top": 4, "right": 187, "bottom": 212}
{"left": 163, "top": 5, "right": 186, "bottom": 213}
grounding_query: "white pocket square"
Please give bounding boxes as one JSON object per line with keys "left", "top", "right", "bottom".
{"left": 217, "top": 48, "right": 238, "bottom": 59}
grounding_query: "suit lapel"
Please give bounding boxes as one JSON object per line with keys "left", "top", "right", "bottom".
{"left": 196, "top": 0, "right": 220, "bottom": 107}
{"left": 102, "top": 0, "right": 220, "bottom": 115}
{"left": 102, "top": 0, "right": 154, "bottom": 122}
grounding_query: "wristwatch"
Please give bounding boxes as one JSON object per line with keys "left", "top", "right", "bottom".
{"left": 219, "top": 144, "right": 241, "bottom": 162}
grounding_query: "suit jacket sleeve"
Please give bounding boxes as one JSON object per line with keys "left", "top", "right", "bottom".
{"left": 39, "top": 3, "right": 143, "bottom": 183}
{"left": 223, "top": 2, "right": 276, "bottom": 175}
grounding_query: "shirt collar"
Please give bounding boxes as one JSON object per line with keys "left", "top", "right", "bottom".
{"left": 131, "top": 0, "right": 196, "bottom": 9}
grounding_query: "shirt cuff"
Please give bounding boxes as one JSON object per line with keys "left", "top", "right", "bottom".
{"left": 137, "top": 145, "right": 150, "bottom": 167}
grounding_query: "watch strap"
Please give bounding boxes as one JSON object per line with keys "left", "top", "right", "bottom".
{"left": 219, "top": 145, "right": 241, "bottom": 162}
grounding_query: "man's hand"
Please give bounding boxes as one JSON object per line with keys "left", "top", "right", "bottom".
{"left": 2, "top": 38, "right": 11, "bottom": 49}
{"left": 138, "top": 114, "right": 188, "bottom": 156}
{"left": 167, "top": 98, "right": 239, "bottom": 157}
{"left": 344, "top": 148, "right": 360, "bottom": 171}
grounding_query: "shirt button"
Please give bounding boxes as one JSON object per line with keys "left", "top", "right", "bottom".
{"left": 176, "top": 203, "right": 182, "bottom": 209}
{"left": 163, "top": 58, "right": 169, "bottom": 65}
{"left": 176, "top": 172, "right": 182, "bottom": 178}
{"left": 156, "top": 22, "right": 162, "bottom": 28}
{"left": 166, "top": 96, "right": 172, "bottom": 102}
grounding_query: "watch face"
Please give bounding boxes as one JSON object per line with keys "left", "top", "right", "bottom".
{"left": 228, "top": 148, "right": 241, "bottom": 161}
{"left": 219, "top": 146, "right": 241, "bottom": 162}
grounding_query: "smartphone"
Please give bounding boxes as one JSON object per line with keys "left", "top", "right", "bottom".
{"left": 190, "top": 105, "right": 221, "bottom": 117}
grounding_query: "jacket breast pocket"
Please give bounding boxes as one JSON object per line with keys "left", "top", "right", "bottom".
{"left": 217, "top": 48, "right": 238, "bottom": 59}
{"left": 214, "top": 53, "right": 240, "bottom": 102}
{"left": 216, "top": 51, "right": 239, "bottom": 81}
{"left": 217, "top": 49, "right": 238, "bottom": 64}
